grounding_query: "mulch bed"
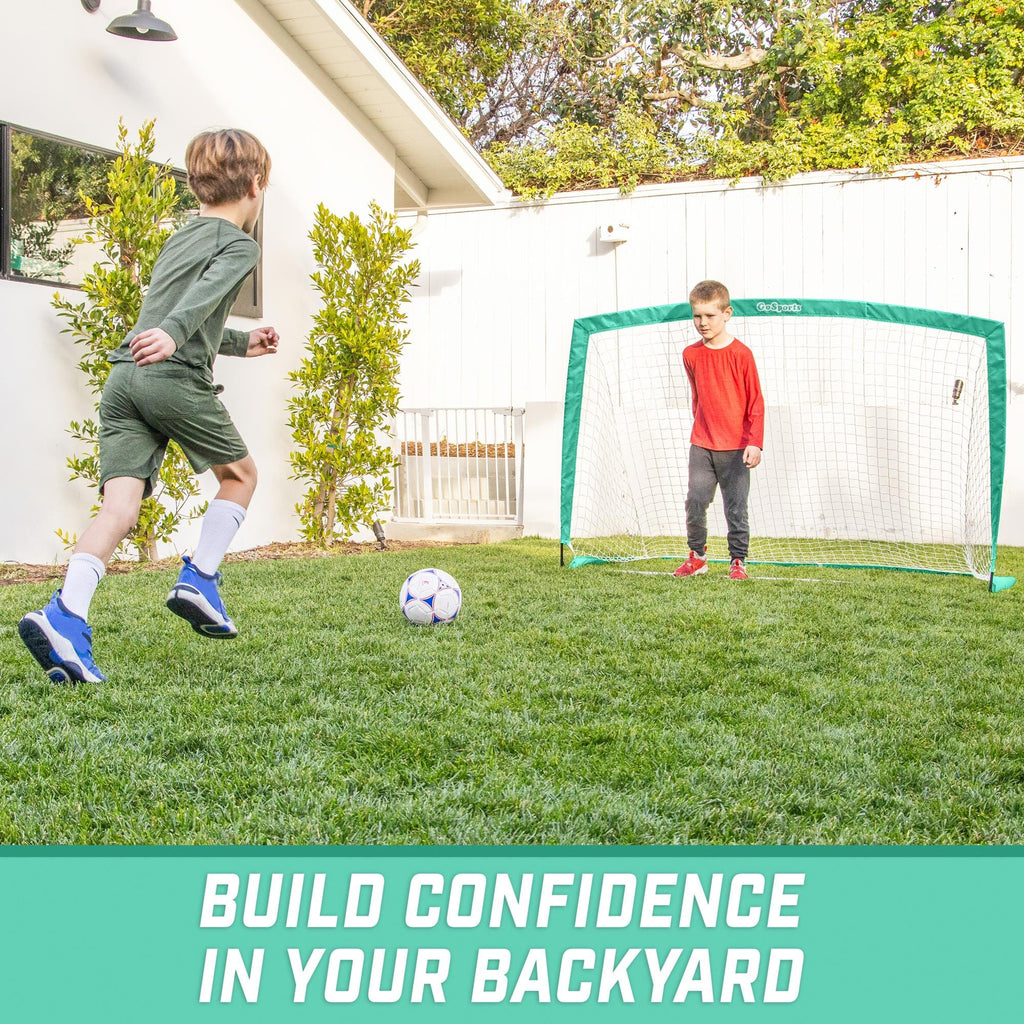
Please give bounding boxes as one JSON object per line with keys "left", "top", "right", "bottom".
{"left": 0, "top": 539, "right": 463, "bottom": 587}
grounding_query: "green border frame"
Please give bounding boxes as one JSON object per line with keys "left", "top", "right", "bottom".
{"left": 560, "top": 299, "right": 1012, "bottom": 589}
{"left": 2, "top": 844, "right": 1023, "bottom": 1022}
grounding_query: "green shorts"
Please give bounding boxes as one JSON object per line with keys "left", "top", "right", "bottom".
{"left": 99, "top": 361, "right": 248, "bottom": 498}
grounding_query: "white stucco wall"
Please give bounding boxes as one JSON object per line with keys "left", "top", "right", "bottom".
{"left": 1, "top": 0, "right": 398, "bottom": 562}
{"left": 400, "top": 160, "right": 1024, "bottom": 545}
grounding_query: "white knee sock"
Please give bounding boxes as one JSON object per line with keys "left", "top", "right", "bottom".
{"left": 193, "top": 499, "right": 247, "bottom": 576}
{"left": 61, "top": 552, "right": 106, "bottom": 620}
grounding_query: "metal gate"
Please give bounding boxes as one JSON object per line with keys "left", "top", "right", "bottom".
{"left": 393, "top": 408, "right": 525, "bottom": 523}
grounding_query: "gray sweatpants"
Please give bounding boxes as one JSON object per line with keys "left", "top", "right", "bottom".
{"left": 685, "top": 445, "right": 750, "bottom": 561}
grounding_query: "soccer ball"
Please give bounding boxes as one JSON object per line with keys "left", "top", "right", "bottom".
{"left": 400, "top": 568, "right": 462, "bottom": 625}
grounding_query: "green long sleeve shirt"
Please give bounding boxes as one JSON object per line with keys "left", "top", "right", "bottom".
{"left": 110, "top": 216, "right": 260, "bottom": 371}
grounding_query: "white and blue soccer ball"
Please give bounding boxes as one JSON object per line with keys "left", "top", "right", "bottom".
{"left": 400, "top": 568, "right": 462, "bottom": 625}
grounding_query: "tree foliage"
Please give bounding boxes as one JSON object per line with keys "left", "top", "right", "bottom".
{"left": 288, "top": 202, "right": 420, "bottom": 546}
{"left": 486, "top": 104, "right": 693, "bottom": 197}
{"left": 10, "top": 132, "right": 110, "bottom": 224}
{"left": 366, "top": 0, "right": 1024, "bottom": 195}
{"left": 365, "top": 0, "right": 595, "bottom": 146}
{"left": 10, "top": 132, "right": 113, "bottom": 279}
{"left": 52, "top": 120, "right": 206, "bottom": 561}
{"left": 362, "top": 0, "right": 529, "bottom": 144}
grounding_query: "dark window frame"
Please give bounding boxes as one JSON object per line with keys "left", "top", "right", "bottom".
{"left": 231, "top": 204, "right": 263, "bottom": 318}
{"left": 0, "top": 121, "right": 263, "bottom": 317}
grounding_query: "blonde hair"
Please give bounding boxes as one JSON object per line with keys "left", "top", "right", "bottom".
{"left": 689, "top": 280, "right": 731, "bottom": 309}
{"left": 185, "top": 129, "right": 271, "bottom": 205}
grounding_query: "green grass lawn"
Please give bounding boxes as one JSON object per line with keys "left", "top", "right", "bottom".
{"left": 1, "top": 538, "right": 1022, "bottom": 845}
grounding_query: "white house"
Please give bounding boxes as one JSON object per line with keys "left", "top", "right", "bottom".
{"left": 0, "top": 0, "right": 507, "bottom": 564}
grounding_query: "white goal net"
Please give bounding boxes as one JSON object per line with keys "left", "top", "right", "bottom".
{"left": 561, "top": 300, "right": 1009, "bottom": 586}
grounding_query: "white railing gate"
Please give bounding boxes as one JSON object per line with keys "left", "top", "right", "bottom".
{"left": 393, "top": 407, "right": 525, "bottom": 524}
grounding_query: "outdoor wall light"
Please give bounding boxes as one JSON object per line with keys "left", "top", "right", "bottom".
{"left": 105, "top": 1, "right": 178, "bottom": 41}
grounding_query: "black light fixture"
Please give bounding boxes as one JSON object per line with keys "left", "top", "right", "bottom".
{"left": 106, "top": 1, "right": 177, "bottom": 41}
{"left": 81, "top": 0, "right": 101, "bottom": 11}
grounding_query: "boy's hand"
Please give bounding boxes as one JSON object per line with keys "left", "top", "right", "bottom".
{"left": 130, "top": 328, "right": 177, "bottom": 366}
{"left": 743, "top": 445, "right": 762, "bottom": 468}
{"left": 247, "top": 327, "right": 279, "bottom": 358}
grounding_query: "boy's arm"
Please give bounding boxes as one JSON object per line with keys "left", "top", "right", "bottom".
{"left": 743, "top": 350, "right": 765, "bottom": 450}
{"left": 682, "top": 350, "right": 699, "bottom": 416}
{"left": 131, "top": 322, "right": 270, "bottom": 366}
{"left": 157, "top": 238, "right": 259, "bottom": 349}
{"left": 219, "top": 326, "right": 280, "bottom": 358}
{"left": 130, "top": 328, "right": 177, "bottom": 366}
{"left": 244, "top": 327, "right": 279, "bottom": 358}
{"left": 219, "top": 328, "right": 251, "bottom": 357}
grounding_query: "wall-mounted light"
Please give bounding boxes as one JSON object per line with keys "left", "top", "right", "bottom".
{"left": 81, "top": 0, "right": 101, "bottom": 11}
{"left": 599, "top": 222, "right": 631, "bottom": 244}
{"left": 106, "top": 1, "right": 177, "bottom": 41}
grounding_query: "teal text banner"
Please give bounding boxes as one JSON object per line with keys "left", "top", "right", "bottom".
{"left": 0, "top": 847, "right": 1020, "bottom": 1021}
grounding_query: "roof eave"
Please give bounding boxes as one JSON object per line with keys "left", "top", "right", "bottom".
{"left": 239, "top": 0, "right": 509, "bottom": 210}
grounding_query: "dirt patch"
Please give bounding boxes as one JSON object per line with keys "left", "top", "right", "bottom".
{"left": 0, "top": 538, "right": 466, "bottom": 588}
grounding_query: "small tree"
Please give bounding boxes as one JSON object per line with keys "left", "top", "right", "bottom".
{"left": 288, "top": 202, "right": 420, "bottom": 545}
{"left": 52, "top": 119, "right": 206, "bottom": 561}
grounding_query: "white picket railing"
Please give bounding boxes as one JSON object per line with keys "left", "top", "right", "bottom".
{"left": 393, "top": 408, "right": 525, "bottom": 523}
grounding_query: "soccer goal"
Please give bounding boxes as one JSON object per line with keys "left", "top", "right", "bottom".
{"left": 561, "top": 299, "right": 1014, "bottom": 591}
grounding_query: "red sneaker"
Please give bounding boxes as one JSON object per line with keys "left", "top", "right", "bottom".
{"left": 728, "top": 558, "right": 748, "bottom": 580}
{"left": 673, "top": 551, "right": 708, "bottom": 577}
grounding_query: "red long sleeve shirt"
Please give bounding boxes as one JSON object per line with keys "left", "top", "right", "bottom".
{"left": 682, "top": 338, "right": 765, "bottom": 451}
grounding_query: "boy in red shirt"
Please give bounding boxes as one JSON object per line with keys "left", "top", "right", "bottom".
{"left": 674, "top": 280, "right": 764, "bottom": 580}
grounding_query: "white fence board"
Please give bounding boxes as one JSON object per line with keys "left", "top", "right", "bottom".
{"left": 901, "top": 175, "right": 929, "bottom": 307}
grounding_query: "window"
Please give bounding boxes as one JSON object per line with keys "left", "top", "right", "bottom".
{"left": 1, "top": 123, "right": 263, "bottom": 316}
{"left": 1, "top": 125, "right": 114, "bottom": 287}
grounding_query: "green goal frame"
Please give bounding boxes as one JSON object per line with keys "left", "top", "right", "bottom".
{"left": 560, "top": 298, "right": 1014, "bottom": 591}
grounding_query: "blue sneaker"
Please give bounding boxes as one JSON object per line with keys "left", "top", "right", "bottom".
{"left": 18, "top": 591, "right": 107, "bottom": 684}
{"left": 166, "top": 556, "right": 237, "bottom": 638}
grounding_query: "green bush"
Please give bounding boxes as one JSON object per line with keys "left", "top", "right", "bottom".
{"left": 288, "top": 202, "right": 420, "bottom": 545}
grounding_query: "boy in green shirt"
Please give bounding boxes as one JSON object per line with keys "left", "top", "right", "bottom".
{"left": 19, "top": 129, "right": 278, "bottom": 683}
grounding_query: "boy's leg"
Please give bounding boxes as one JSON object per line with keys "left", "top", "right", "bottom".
{"left": 166, "top": 456, "right": 256, "bottom": 638}
{"left": 60, "top": 553, "right": 106, "bottom": 621}
{"left": 685, "top": 445, "right": 718, "bottom": 556}
{"left": 192, "top": 456, "right": 257, "bottom": 574}
{"left": 675, "top": 446, "right": 717, "bottom": 576}
{"left": 74, "top": 475, "right": 148, "bottom": 569}
{"left": 61, "top": 476, "right": 147, "bottom": 618}
{"left": 713, "top": 449, "right": 751, "bottom": 562}
{"left": 209, "top": 454, "right": 258, "bottom": 508}
{"left": 18, "top": 477, "right": 144, "bottom": 683}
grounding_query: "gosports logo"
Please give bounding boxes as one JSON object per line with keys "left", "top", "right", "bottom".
{"left": 756, "top": 301, "right": 803, "bottom": 313}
